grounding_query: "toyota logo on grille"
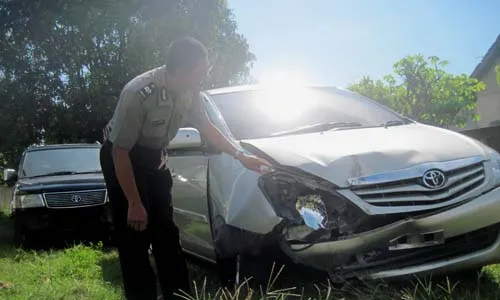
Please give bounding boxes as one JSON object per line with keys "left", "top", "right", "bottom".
{"left": 422, "top": 169, "right": 447, "bottom": 189}
{"left": 71, "top": 195, "right": 82, "bottom": 203}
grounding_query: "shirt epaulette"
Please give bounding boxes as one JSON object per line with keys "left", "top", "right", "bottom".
{"left": 138, "top": 83, "right": 157, "bottom": 99}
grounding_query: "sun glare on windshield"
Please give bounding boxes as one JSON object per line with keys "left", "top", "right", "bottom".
{"left": 256, "top": 71, "right": 314, "bottom": 122}
{"left": 255, "top": 87, "right": 313, "bottom": 122}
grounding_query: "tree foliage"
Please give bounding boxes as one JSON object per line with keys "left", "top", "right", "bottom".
{"left": 0, "top": 0, "right": 255, "bottom": 166}
{"left": 349, "top": 54, "right": 486, "bottom": 128}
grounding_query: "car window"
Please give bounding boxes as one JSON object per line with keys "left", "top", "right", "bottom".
{"left": 19, "top": 147, "right": 101, "bottom": 178}
{"left": 209, "top": 87, "right": 408, "bottom": 140}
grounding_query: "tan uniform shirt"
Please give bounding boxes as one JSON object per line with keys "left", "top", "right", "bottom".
{"left": 104, "top": 65, "right": 206, "bottom": 151}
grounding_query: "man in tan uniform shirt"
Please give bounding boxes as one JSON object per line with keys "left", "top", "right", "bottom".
{"left": 100, "top": 37, "right": 271, "bottom": 300}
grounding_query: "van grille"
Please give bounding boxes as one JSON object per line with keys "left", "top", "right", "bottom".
{"left": 351, "top": 162, "right": 485, "bottom": 207}
{"left": 44, "top": 190, "right": 106, "bottom": 208}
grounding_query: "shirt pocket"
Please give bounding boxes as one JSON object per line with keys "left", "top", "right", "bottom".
{"left": 142, "top": 109, "right": 170, "bottom": 138}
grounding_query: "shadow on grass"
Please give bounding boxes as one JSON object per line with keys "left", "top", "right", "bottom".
{"left": 99, "top": 253, "right": 123, "bottom": 288}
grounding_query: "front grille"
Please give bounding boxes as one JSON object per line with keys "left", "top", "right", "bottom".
{"left": 340, "top": 222, "right": 500, "bottom": 273}
{"left": 351, "top": 162, "right": 485, "bottom": 207}
{"left": 44, "top": 190, "right": 106, "bottom": 208}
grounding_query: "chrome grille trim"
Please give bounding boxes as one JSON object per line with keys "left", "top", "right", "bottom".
{"left": 349, "top": 156, "right": 487, "bottom": 208}
{"left": 43, "top": 189, "right": 107, "bottom": 209}
{"left": 347, "top": 156, "right": 485, "bottom": 187}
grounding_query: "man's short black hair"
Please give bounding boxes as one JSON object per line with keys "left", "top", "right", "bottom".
{"left": 166, "top": 36, "right": 208, "bottom": 74}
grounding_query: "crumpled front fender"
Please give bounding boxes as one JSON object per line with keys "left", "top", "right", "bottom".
{"left": 208, "top": 153, "right": 282, "bottom": 235}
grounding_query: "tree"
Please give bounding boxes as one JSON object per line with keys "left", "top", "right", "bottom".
{"left": 349, "top": 54, "right": 486, "bottom": 128}
{"left": 0, "top": 0, "right": 255, "bottom": 165}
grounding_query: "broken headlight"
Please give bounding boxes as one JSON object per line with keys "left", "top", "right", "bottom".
{"left": 258, "top": 168, "right": 366, "bottom": 243}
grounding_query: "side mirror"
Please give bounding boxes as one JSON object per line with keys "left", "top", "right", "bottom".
{"left": 5, "top": 169, "right": 17, "bottom": 187}
{"left": 168, "top": 127, "right": 202, "bottom": 150}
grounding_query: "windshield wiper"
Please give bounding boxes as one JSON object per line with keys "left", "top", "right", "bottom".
{"left": 271, "top": 121, "right": 363, "bottom": 137}
{"left": 75, "top": 170, "right": 102, "bottom": 174}
{"left": 381, "top": 118, "right": 413, "bottom": 128}
{"left": 28, "top": 171, "right": 78, "bottom": 178}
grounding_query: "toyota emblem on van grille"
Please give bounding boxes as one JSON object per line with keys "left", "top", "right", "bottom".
{"left": 422, "top": 169, "right": 447, "bottom": 189}
{"left": 71, "top": 195, "right": 82, "bottom": 203}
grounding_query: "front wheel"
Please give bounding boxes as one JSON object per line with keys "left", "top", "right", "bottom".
{"left": 215, "top": 247, "right": 287, "bottom": 289}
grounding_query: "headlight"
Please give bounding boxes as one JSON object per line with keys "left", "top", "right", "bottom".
{"left": 488, "top": 149, "right": 500, "bottom": 187}
{"left": 296, "top": 194, "right": 328, "bottom": 230}
{"left": 258, "top": 168, "right": 366, "bottom": 242}
{"left": 14, "top": 193, "right": 45, "bottom": 209}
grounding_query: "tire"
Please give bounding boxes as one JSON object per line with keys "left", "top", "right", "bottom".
{"left": 13, "top": 223, "right": 30, "bottom": 248}
{"left": 215, "top": 254, "right": 238, "bottom": 287}
{"left": 215, "top": 253, "right": 270, "bottom": 288}
{"left": 12, "top": 215, "right": 40, "bottom": 249}
{"left": 215, "top": 244, "right": 287, "bottom": 289}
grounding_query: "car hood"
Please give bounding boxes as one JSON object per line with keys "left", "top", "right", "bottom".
{"left": 16, "top": 173, "right": 105, "bottom": 193}
{"left": 241, "top": 124, "right": 488, "bottom": 188}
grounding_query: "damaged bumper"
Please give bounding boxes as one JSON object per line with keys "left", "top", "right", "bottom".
{"left": 279, "top": 186, "right": 500, "bottom": 280}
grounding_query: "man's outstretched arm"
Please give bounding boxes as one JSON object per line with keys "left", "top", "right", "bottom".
{"left": 192, "top": 96, "right": 272, "bottom": 174}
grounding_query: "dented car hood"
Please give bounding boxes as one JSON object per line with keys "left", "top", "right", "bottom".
{"left": 242, "top": 123, "right": 488, "bottom": 188}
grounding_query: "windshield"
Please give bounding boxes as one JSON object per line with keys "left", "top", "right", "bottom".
{"left": 209, "top": 87, "right": 409, "bottom": 140}
{"left": 20, "top": 147, "right": 101, "bottom": 178}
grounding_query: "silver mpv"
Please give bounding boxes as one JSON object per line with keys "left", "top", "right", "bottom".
{"left": 167, "top": 85, "right": 500, "bottom": 281}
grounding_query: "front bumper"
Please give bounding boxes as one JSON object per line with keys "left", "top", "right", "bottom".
{"left": 13, "top": 204, "right": 113, "bottom": 233}
{"left": 280, "top": 186, "right": 500, "bottom": 280}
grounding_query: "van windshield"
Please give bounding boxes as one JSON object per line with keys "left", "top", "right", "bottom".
{"left": 20, "top": 147, "right": 101, "bottom": 178}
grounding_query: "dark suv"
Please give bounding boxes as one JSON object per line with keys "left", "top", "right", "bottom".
{"left": 6, "top": 143, "right": 112, "bottom": 246}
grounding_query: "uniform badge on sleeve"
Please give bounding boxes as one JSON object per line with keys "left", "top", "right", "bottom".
{"left": 139, "top": 83, "right": 156, "bottom": 99}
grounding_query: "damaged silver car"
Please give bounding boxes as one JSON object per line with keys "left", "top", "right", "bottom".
{"left": 167, "top": 85, "right": 500, "bottom": 282}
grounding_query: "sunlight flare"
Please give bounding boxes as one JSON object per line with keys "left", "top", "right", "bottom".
{"left": 255, "top": 70, "right": 313, "bottom": 122}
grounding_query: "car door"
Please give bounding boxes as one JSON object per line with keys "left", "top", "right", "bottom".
{"left": 168, "top": 143, "right": 214, "bottom": 262}
{"left": 169, "top": 94, "right": 232, "bottom": 262}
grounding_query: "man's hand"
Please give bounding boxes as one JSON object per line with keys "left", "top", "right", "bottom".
{"left": 127, "top": 201, "right": 148, "bottom": 231}
{"left": 238, "top": 154, "right": 274, "bottom": 174}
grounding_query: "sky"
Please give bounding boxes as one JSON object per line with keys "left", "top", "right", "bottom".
{"left": 227, "top": 0, "right": 500, "bottom": 87}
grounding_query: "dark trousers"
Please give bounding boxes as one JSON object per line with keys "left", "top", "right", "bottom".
{"left": 100, "top": 141, "right": 190, "bottom": 300}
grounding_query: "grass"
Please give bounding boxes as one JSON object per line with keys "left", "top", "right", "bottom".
{"left": 3, "top": 185, "right": 500, "bottom": 299}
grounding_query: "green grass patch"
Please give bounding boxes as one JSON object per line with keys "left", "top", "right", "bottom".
{"left": 0, "top": 208, "right": 123, "bottom": 299}
{"left": 0, "top": 243, "right": 123, "bottom": 300}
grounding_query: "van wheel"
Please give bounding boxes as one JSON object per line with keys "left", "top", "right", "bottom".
{"left": 13, "top": 225, "right": 30, "bottom": 248}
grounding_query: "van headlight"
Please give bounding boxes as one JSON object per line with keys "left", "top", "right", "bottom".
{"left": 14, "top": 193, "right": 45, "bottom": 209}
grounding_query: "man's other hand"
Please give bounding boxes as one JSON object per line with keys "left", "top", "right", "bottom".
{"left": 128, "top": 201, "right": 148, "bottom": 231}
